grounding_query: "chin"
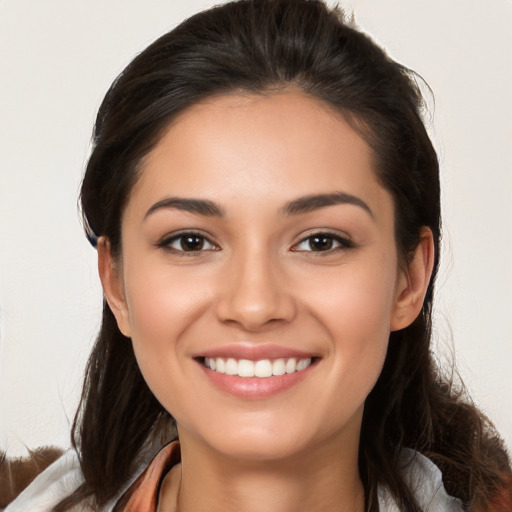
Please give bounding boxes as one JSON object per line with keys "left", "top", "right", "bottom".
{"left": 211, "top": 431, "right": 310, "bottom": 462}
{"left": 179, "top": 408, "right": 356, "bottom": 465}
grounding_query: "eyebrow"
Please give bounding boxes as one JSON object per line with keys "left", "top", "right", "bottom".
{"left": 144, "top": 197, "right": 224, "bottom": 219}
{"left": 144, "top": 192, "right": 373, "bottom": 220}
{"left": 282, "top": 192, "right": 374, "bottom": 219}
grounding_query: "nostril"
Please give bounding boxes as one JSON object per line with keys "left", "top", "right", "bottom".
{"left": 215, "top": 291, "right": 297, "bottom": 330}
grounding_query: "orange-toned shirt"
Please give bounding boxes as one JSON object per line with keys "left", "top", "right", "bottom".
{"left": 114, "top": 442, "right": 181, "bottom": 512}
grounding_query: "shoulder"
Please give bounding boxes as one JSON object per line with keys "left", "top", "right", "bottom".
{"left": 3, "top": 442, "right": 164, "bottom": 512}
{"left": 378, "top": 448, "right": 464, "bottom": 511}
{"left": 3, "top": 449, "right": 84, "bottom": 512}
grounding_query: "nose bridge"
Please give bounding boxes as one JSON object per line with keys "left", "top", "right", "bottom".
{"left": 216, "top": 240, "right": 295, "bottom": 329}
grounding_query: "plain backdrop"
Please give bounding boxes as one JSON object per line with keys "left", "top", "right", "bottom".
{"left": 0, "top": 0, "right": 511, "bottom": 457}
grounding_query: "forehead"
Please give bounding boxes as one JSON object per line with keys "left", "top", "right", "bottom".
{"left": 127, "top": 91, "right": 391, "bottom": 224}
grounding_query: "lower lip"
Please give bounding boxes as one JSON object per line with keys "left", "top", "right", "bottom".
{"left": 197, "top": 360, "right": 316, "bottom": 399}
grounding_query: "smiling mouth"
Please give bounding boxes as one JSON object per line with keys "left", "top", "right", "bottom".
{"left": 202, "top": 357, "right": 313, "bottom": 378}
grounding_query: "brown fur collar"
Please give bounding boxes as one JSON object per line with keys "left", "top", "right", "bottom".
{"left": 0, "top": 446, "right": 64, "bottom": 508}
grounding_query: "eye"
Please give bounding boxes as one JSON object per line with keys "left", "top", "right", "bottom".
{"left": 159, "top": 232, "right": 218, "bottom": 253}
{"left": 293, "top": 232, "right": 353, "bottom": 252}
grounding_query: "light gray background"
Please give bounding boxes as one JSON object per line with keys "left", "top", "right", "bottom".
{"left": 1, "top": 0, "right": 511, "bottom": 456}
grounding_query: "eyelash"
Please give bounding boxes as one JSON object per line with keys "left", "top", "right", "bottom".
{"left": 157, "top": 231, "right": 219, "bottom": 254}
{"left": 157, "top": 230, "right": 353, "bottom": 255}
{"left": 292, "top": 232, "right": 354, "bottom": 253}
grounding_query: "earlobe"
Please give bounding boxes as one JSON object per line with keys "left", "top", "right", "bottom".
{"left": 97, "top": 237, "right": 131, "bottom": 337}
{"left": 391, "top": 227, "right": 435, "bottom": 332}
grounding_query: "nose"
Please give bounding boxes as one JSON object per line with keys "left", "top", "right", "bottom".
{"left": 215, "top": 248, "right": 297, "bottom": 331}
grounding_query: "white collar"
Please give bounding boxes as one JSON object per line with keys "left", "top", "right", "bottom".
{"left": 5, "top": 447, "right": 463, "bottom": 511}
{"left": 377, "top": 448, "right": 463, "bottom": 511}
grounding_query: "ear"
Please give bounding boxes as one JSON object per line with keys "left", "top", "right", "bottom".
{"left": 97, "top": 237, "right": 132, "bottom": 337}
{"left": 391, "top": 227, "right": 435, "bottom": 331}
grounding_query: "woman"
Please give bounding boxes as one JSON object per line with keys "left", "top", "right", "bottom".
{"left": 5, "top": 0, "right": 511, "bottom": 510}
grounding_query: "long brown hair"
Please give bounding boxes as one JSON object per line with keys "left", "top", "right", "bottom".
{"left": 57, "top": 1, "right": 511, "bottom": 510}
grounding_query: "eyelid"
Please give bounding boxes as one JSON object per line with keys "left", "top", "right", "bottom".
{"left": 156, "top": 230, "right": 219, "bottom": 252}
{"left": 291, "top": 230, "right": 354, "bottom": 252}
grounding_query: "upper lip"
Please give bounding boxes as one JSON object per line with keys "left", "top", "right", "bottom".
{"left": 195, "top": 343, "right": 318, "bottom": 361}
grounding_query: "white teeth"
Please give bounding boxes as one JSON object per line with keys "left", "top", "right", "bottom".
{"left": 238, "top": 359, "right": 255, "bottom": 377}
{"left": 225, "top": 358, "right": 238, "bottom": 375}
{"left": 285, "top": 358, "right": 297, "bottom": 374}
{"left": 272, "top": 359, "right": 286, "bottom": 376}
{"left": 296, "top": 358, "right": 310, "bottom": 371}
{"left": 254, "top": 359, "right": 273, "bottom": 378}
{"left": 204, "top": 357, "right": 312, "bottom": 378}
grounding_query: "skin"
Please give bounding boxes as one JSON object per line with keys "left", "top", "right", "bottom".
{"left": 99, "top": 91, "right": 434, "bottom": 512}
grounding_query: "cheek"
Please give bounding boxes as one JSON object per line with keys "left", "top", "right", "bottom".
{"left": 120, "top": 261, "right": 213, "bottom": 399}
{"left": 123, "top": 258, "right": 211, "bottom": 341}
{"left": 124, "top": 275, "right": 198, "bottom": 422}
{"left": 303, "top": 253, "right": 398, "bottom": 340}
{"left": 300, "top": 254, "right": 397, "bottom": 395}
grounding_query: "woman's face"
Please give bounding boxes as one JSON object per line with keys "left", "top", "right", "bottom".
{"left": 103, "top": 92, "right": 420, "bottom": 462}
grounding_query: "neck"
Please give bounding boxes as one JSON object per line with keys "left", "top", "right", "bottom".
{"left": 161, "top": 433, "right": 365, "bottom": 512}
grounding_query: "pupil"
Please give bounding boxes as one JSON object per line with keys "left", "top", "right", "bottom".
{"left": 181, "top": 235, "right": 203, "bottom": 251}
{"left": 310, "top": 235, "right": 332, "bottom": 251}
